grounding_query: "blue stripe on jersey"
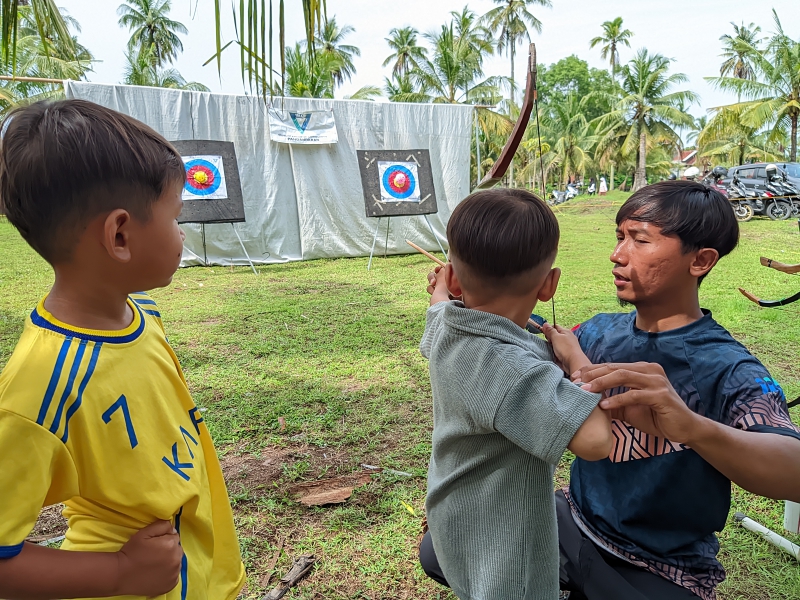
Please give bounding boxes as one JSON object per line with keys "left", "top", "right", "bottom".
{"left": 132, "top": 298, "right": 158, "bottom": 306}
{"left": 143, "top": 309, "right": 162, "bottom": 318}
{"left": 175, "top": 507, "right": 188, "bottom": 600}
{"left": 30, "top": 303, "right": 146, "bottom": 344}
{"left": 49, "top": 338, "right": 88, "bottom": 435}
{"left": 36, "top": 337, "right": 73, "bottom": 426}
{"left": 0, "top": 542, "right": 24, "bottom": 558}
{"left": 61, "top": 342, "right": 103, "bottom": 444}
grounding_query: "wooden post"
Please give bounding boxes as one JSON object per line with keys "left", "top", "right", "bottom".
{"left": 610, "top": 162, "right": 615, "bottom": 192}
{"left": 0, "top": 76, "right": 66, "bottom": 84}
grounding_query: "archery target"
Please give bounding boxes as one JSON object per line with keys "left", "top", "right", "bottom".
{"left": 378, "top": 161, "right": 421, "bottom": 203}
{"left": 182, "top": 155, "right": 228, "bottom": 200}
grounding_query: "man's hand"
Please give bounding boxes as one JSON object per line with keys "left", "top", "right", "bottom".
{"left": 115, "top": 520, "right": 183, "bottom": 596}
{"left": 573, "top": 362, "right": 702, "bottom": 444}
{"left": 542, "top": 324, "right": 591, "bottom": 375}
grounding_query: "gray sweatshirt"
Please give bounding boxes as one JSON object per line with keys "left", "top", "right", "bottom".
{"left": 420, "top": 302, "right": 600, "bottom": 600}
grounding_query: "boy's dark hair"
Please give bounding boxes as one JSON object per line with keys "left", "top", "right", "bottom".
{"left": 447, "top": 188, "right": 559, "bottom": 287}
{"left": 0, "top": 99, "right": 185, "bottom": 263}
{"left": 616, "top": 180, "right": 738, "bottom": 283}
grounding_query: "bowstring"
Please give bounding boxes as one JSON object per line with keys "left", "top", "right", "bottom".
{"left": 533, "top": 75, "right": 556, "bottom": 326}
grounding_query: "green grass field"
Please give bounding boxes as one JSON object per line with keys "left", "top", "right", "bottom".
{"left": 1, "top": 192, "right": 799, "bottom": 599}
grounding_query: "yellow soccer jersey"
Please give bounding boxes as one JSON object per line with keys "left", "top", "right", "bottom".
{"left": 0, "top": 293, "right": 244, "bottom": 600}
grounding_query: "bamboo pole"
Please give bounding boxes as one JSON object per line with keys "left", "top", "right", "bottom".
{"left": 0, "top": 76, "right": 65, "bottom": 84}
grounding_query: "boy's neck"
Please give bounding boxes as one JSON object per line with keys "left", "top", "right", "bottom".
{"left": 463, "top": 295, "right": 534, "bottom": 329}
{"left": 632, "top": 287, "right": 704, "bottom": 333}
{"left": 45, "top": 271, "right": 134, "bottom": 331}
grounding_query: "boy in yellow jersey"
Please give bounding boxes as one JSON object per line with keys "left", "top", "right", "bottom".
{"left": 0, "top": 100, "right": 245, "bottom": 599}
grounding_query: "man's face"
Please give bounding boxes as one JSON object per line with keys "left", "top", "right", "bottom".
{"left": 128, "top": 181, "right": 186, "bottom": 289}
{"left": 610, "top": 220, "right": 694, "bottom": 305}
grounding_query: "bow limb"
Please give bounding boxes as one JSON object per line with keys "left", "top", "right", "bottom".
{"left": 739, "top": 287, "right": 800, "bottom": 308}
{"left": 760, "top": 256, "right": 800, "bottom": 275}
{"left": 474, "top": 43, "right": 538, "bottom": 191}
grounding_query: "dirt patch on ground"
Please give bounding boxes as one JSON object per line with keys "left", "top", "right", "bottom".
{"left": 29, "top": 504, "right": 67, "bottom": 542}
{"left": 221, "top": 448, "right": 294, "bottom": 497}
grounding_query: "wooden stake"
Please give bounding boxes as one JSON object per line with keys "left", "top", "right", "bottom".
{"left": 263, "top": 554, "right": 315, "bottom": 600}
{"left": 260, "top": 536, "right": 285, "bottom": 588}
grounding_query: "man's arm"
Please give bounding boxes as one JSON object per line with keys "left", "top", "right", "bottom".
{"left": 0, "top": 520, "right": 183, "bottom": 600}
{"left": 575, "top": 363, "right": 800, "bottom": 502}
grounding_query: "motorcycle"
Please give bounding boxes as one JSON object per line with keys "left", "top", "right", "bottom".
{"left": 550, "top": 182, "right": 580, "bottom": 205}
{"left": 726, "top": 175, "right": 756, "bottom": 222}
{"left": 765, "top": 167, "right": 800, "bottom": 218}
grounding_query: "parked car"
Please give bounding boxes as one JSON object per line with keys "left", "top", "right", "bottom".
{"left": 720, "top": 162, "right": 800, "bottom": 192}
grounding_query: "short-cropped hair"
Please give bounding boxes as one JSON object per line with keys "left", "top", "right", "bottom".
{"left": 616, "top": 180, "right": 739, "bottom": 283}
{"left": 0, "top": 99, "right": 185, "bottom": 264}
{"left": 447, "top": 188, "right": 559, "bottom": 286}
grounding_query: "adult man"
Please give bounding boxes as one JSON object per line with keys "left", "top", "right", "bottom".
{"left": 419, "top": 181, "right": 800, "bottom": 599}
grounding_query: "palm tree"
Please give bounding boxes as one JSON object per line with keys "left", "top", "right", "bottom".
{"left": 383, "top": 27, "right": 426, "bottom": 77}
{"left": 412, "top": 9, "right": 496, "bottom": 104}
{"left": 344, "top": 85, "right": 381, "bottom": 101}
{"left": 481, "top": 0, "right": 550, "bottom": 103}
{"left": 117, "top": 0, "right": 187, "bottom": 68}
{"left": 540, "top": 93, "right": 597, "bottom": 187}
{"left": 383, "top": 72, "right": 428, "bottom": 103}
{"left": 314, "top": 16, "right": 359, "bottom": 92}
{"left": 589, "top": 17, "right": 633, "bottom": 78}
{"left": 283, "top": 42, "right": 339, "bottom": 98}
{"left": 595, "top": 49, "right": 697, "bottom": 191}
{"left": 719, "top": 22, "right": 761, "bottom": 80}
{"left": 123, "top": 46, "right": 208, "bottom": 91}
{"left": 707, "top": 11, "right": 800, "bottom": 161}
{"left": 1, "top": 6, "right": 92, "bottom": 114}
{"left": 1, "top": 0, "right": 75, "bottom": 70}
{"left": 699, "top": 107, "right": 784, "bottom": 166}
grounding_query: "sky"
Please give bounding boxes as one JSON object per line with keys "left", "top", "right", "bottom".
{"left": 58, "top": 0, "right": 798, "bottom": 119}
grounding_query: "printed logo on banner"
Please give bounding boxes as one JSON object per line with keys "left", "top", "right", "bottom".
{"left": 182, "top": 155, "right": 228, "bottom": 200}
{"left": 290, "top": 112, "right": 312, "bottom": 133}
{"left": 378, "top": 161, "right": 420, "bottom": 203}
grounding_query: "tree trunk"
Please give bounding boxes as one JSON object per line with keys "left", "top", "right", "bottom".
{"left": 610, "top": 162, "right": 615, "bottom": 191}
{"left": 632, "top": 128, "right": 647, "bottom": 191}
{"left": 792, "top": 113, "right": 798, "bottom": 163}
{"left": 509, "top": 35, "right": 515, "bottom": 106}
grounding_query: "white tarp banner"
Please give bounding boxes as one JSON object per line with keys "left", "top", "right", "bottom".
{"left": 63, "top": 82, "right": 472, "bottom": 267}
{"left": 268, "top": 107, "right": 338, "bottom": 144}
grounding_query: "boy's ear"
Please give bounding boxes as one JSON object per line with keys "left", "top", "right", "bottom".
{"left": 444, "top": 263, "right": 463, "bottom": 299}
{"left": 690, "top": 248, "right": 719, "bottom": 279}
{"left": 537, "top": 267, "right": 561, "bottom": 302}
{"left": 102, "top": 209, "right": 133, "bottom": 263}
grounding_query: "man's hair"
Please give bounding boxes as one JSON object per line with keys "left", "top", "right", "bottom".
{"left": 447, "top": 188, "right": 559, "bottom": 291}
{"left": 0, "top": 99, "right": 185, "bottom": 263}
{"left": 616, "top": 180, "right": 739, "bottom": 283}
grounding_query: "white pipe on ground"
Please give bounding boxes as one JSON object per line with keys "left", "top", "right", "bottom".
{"left": 735, "top": 512, "right": 800, "bottom": 562}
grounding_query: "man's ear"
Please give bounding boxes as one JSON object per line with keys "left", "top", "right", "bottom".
{"left": 444, "top": 263, "right": 463, "bottom": 299}
{"left": 102, "top": 209, "right": 133, "bottom": 263}
{"left": 537, "top": 267, "right": 561, "bottom": 302}
{"left": 690, "top": 248, "right": 719, "bottom": 279}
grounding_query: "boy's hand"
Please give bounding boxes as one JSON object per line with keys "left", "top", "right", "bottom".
{"left": 427, "top": 266, "right": 452, "bottom": 306}
{"left": 542, "top": 323, "right": 591, "bottom": 375}
{"left": 116, "top": 520, "right": 183, "bottom": 596}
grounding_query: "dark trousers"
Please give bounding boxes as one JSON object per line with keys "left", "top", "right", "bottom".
{"left": 419, "top": 491, "right": 699, "bottom": 599}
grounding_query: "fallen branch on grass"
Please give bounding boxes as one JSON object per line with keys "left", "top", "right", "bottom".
{"left": 260, "top": 536, "right": 286, "bottom": 588}
{"left": 263, "top": 554, "right": 316, "bottom": 600}
{"left": 289, "top": 471, "right": 373, "bottom": 506}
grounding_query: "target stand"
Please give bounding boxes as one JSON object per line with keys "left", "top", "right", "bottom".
{"left": 170, "top": 140, "right": 257, "bottom": 275}
{"left": 356, "top": 149, "right": 446, "bottom": 270}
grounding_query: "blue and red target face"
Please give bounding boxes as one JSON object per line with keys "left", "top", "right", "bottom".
{"left": 378, "top": 161, "right": 421, "bottom": 203}
{"left": 181, "top": 155, "right": 228, "bottom": 200}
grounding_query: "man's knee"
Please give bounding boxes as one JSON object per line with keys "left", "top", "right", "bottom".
{"left": 419, "top": 530, "right": 449, "bottom": 588}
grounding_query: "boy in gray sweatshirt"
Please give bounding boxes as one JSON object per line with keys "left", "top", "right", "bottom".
{"left": 418, "top": 188, "right": 612, "bottom": 600}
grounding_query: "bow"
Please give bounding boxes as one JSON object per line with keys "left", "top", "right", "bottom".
{"left": 738, "top": 287, "right": 800, "bottom": 308}
{"left": 474, "top": 43, "right": 542, "bottom": 191}
{"left": 738, "top": 254, "right": 800, "bottom": 308}
{"left": 760, "top": 256, "right": 800, "bottom": 275}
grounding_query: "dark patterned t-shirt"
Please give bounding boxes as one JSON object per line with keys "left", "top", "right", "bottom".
{"left": 568, "top": 310, "right": 800, "bottom": 600}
